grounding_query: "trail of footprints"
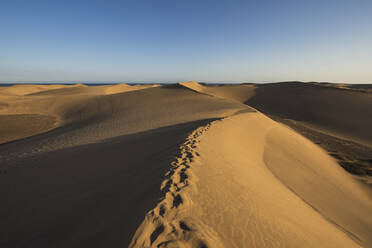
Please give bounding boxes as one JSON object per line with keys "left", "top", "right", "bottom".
{"left": 130, "top": 124, "right": 211, "bottom": 248}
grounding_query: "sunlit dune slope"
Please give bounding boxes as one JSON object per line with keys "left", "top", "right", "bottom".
{"left": 179, "top": 81, "right": 255, "bottom": 103}
{"left": 0, "top": 84, "right": 69, "bottom": 96}
{"left": 131, "top": 111, "right": 372, "bottom": 248}
{"left": 0, "top": 83, "right": 181, "bottom": 144}
{"left": 245, "top": 82, "right": 372, "bottom": 146}
{"left": 27, "top": 83, "right": 159, "bottom": 96}
{"left": 0, "top": 84, "right": 248, "bottom": 158}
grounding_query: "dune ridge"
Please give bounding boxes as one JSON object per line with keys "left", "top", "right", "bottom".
{"left": 1, "top": 82, "right": 249, "bottom": 247}
{"left": 181, "top": 81, "right": 372, "bottom": 183}
{"left": 0, "top": 84, "right": 70, "bottom": 96}
{"left": 0, "top": 85, "right": 247, "bottom": 164}
{"left": 130, "top": 123, "right": 224, "bottom": 248}
{"left": 0, "top": 83, "right": 161, "bottom": 144}
{"left": 179, "top": 81, "right": 255, "bottom": 103}
{"left": 130, "top": 111, "right": 372, "bottom": 248}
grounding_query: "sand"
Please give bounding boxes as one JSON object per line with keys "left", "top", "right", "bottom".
{"left": 1, "top": 82, "right": 371, "bottom": 248}
{"left": 245, "top": 81, "right": 372, "bottom": 147}
{"left": 130, "top": 111, "right": 371, "bottom": 248}
{"left": 244, "top": 81, "right": 372, "bottom": 185}
{"left": 179, "top": 81, "right": 255, "bottom": 103}
{"left": 0, "top": 114, "right": 56, "bottom": 144}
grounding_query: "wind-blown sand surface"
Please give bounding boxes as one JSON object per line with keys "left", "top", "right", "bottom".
{"left": 245, "top": 81, "right": 372, "bottom": 147}
{"left": 1, "top": 82, "right": 371, "bottom": 247}
{"left": 0, "top": 83, "right": 160, "bottom": 144}
{"left": 245, "top": 81, "right": 372, "bottom": 181}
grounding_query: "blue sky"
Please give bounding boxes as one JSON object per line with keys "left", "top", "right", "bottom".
{"left": 1, "top": 0, "right": 371, "bottom": 83}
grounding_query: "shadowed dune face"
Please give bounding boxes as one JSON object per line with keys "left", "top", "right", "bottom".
{"left": 245, "top": 82, "right": 372, "bottom": 146}
{"left": 0, "top": 120, "right": 217, "bottom": 248}
{"left": 0, "top": 114, "right": 56, "bottom": 144}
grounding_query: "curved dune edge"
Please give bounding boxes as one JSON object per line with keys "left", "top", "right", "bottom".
{"left": 0, "top": 84, "right": 159, "bottom": 145}
{"left": 129, "top": 123, "right": 224, "bottom": 248}
{"left": 179, "top": 81, "right": 255, "bottom": 103}
{"left": 0, "top": 84, "right": 71, "bottom": 96}
{"left": 104, "top": 84, "right": 160, "bottom": 95}
{"left": 130, "top": 112, "right": 372, "bottom": 248}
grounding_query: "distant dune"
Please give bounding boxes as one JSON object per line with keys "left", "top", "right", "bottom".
{"left": 245, "top": 82, "right": 372, "bottom": 147}
{"left": 1, "top": 82, "right": 371, "bottom": 248}
{"left": 0, "top": 83, "right": 159, "bottom": 144}
{"left": 179, "top": 81, "right": 255, "bottom": 103}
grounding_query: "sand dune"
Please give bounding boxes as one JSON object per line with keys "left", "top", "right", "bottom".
{"left": 245, "top": 82, "right": 372, "bottom": 147}
{"left": 1, "top": 82, "right": 371, "bottom": 248}
{"left": 27, "top": 83, "right": 159, "bottom": 96}
{"left": 0, "top": 83, "right": 247, "bottom": 247}
{"left": 182, "top": 81, "right": 372, "bottom": 146}
{"left": 183, "top": 81, "right": 372, "bottom": 178}
{"left": 0, "top": 84, "right": 246, "bottom": 160}
{"left": 179, "top": 81, "right": 255, "bottom": 103}
{"left": 0, "top": 83, "right": 159, "bottom": 144}
{"left": 1, "top": 119, "right": 219, "bottom": 247}
{"left": 104, "top": 84, "right": 160, "bottom": 95}
{"left": 0, "top": 84, "right": 69, "bottom": 96}
{"left": 0, "top": 114, "right": 56, "bottom": 144}
{"left": 130, "top": 111, "right": 372, "bottom": 248}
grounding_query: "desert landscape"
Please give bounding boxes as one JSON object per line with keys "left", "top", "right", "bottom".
{"left": 0, "top": 81, "right": 371, "bottom": 248}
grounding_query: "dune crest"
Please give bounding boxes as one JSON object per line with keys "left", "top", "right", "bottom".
{"left": 0, "top": 84, "right": 70, "bottom": 96}
{"left": 104, "top": 83, "right": 159, "bottom": 95}
{"left": 130, "top": 111, "right": 372, "bottom": 248}
{"left": 179, "top": 81, "right": 255, "bottom": 103}
{"left": 0, "top": 84, "right": 162, "bottom": 145}
{"left": 130, "top": 124, "right": 224, "bottom": 248}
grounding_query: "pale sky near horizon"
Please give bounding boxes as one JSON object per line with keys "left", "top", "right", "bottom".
{"left": 1, "top": 0, "right": 371, "bottom": 83}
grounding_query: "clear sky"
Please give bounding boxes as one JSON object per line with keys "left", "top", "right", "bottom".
{"left": 1, "top": 0, "right": 371, "bottom": 83}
